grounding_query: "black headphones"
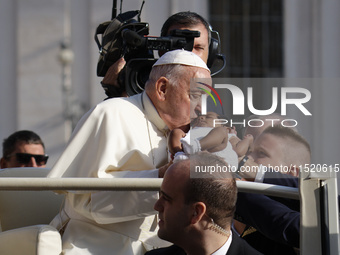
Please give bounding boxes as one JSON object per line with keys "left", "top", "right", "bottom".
{"left": 207, "top": 25, "right": 226, "bottom": 75}
{"left": 207, "top": 37, "right": 220, "bottom": 68}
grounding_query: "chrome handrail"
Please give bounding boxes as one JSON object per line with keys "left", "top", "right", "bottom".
{"left": 0, "top": 178, "right": 299, "bottom": 200}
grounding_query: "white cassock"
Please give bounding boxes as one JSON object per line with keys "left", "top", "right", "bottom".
{"left": 48, "top": 92, "right": 171, "bottom": 254}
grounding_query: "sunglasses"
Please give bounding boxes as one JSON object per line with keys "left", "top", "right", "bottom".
{"left": 6, "top": 153, "right": 49, "bottom": 166}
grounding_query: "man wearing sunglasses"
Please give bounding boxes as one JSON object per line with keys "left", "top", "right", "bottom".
{"left": 0, "top": 130, "right": 48, "bottom": 169}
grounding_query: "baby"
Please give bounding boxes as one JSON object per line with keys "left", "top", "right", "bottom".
{"left": 168, "top": 112, "right": 253, "bottom": 169}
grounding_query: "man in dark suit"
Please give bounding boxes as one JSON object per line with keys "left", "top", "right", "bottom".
{"left": 235, "top": 125, "right": 311, "bottom": 254}
{"left": 236, "top": 171, "right": 300, "bottom": 249}
{"left": 145, "top": 152, "right": 262, "bottom": 255}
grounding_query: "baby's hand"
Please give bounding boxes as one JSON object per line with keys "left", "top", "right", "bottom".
{"left": 243, "top": 134, "right": 253, "bottom": 141}
{"left": 229, "top": 126, "right": 237, "bottom": 134}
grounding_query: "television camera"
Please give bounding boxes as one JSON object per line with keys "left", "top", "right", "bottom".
{"left": 95, "top": 1, "right": 225, "bottom": 96}
{"left": 95, "top": 8, "right": 200, "bottom": 96}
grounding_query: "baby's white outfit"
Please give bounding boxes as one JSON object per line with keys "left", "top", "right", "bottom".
{"left": 179, "top": 127, "right": 238, "bottom": 170}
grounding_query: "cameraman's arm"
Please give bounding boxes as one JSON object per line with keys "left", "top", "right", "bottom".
{"left": 101, "top": 57, "right": 126, "bottom": 98}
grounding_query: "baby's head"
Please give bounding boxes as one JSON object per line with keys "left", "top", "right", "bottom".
{"left": 191, "top": 112, "right": 229, "bottom": 128}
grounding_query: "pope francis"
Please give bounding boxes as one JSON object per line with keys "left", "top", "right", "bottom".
{"left": 48, "top": 49, "right": 211, "bottom": 254}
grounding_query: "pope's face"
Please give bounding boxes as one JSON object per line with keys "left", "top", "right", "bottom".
{"left": 189, "top": 78, "right": 212, "bottom": 120}
{"left": 164, "top": 69, "right": 211, "bottom": 130}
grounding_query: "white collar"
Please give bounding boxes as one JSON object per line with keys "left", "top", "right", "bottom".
{"left": 142, "top": 92, "right": 168, "bottom": 133}
{"left": 211, "top": 231, "right": 232, "bottom": 255}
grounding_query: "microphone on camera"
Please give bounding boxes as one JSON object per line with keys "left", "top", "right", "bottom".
{"left": 121, "top": 29, "right": 145, "bottom": 47}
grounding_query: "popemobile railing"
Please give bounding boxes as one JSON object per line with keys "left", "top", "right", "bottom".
{"left": 0, "top": 177, "right": 299, "bottom": 197}
{"left": 0, "top": 167, "right": 339, "bottom": 255}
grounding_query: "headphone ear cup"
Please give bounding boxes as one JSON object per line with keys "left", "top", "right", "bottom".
{"left": 207, "top": 37, "right": 219, "bottom": 68}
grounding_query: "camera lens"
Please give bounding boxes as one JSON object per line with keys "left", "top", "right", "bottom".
{"left": 136, "top": 65, "right": 152, "bottom": 91}
{"left": 124, "top": 58, "right": 157, "bottom": 96}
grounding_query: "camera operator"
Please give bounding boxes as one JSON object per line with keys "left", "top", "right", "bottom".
{"left": 101, "top": 11, "right": 212, "bottom": 98}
